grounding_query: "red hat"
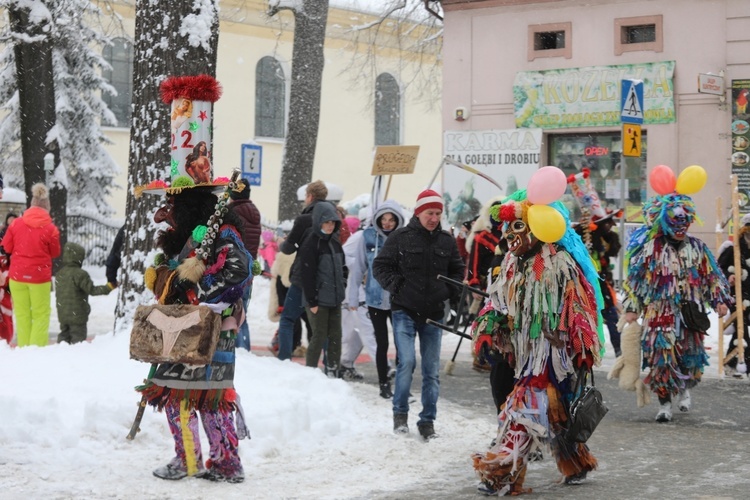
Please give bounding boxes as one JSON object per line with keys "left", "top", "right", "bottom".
{"left": 414, "top": 189, "right": 443, "bottom": 215}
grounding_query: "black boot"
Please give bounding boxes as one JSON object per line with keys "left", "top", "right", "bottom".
{"left": 417, "top": 421, "right": 437, "bottom": 441}
{"left": 379, "top": 382, "right": 393, "bottom": 399}
{"left": 393, "top": 413, "right": 408, "bottom": 434}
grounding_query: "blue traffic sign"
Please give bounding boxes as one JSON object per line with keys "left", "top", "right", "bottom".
{"left": 241, "top": 143, "right": 262, "bottom": 186}
{"left": 621, "top": 79, "right": 644, "bottom": 124}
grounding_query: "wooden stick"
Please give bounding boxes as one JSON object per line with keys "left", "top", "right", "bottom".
{"left": 384, "top": 175, "right": 393, "bottom": 199}
{"left": 717, "top": 196, "right": 725, "bottom": 374}
{"left": 731, "top": 175, "right": 745, "bottom": 369}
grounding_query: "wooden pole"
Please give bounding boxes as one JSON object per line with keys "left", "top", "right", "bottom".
{"left": 731, "top": 175, "right": 745, "bottom": 371}
{"left": 717, "top": 195, "right": 725, "bottom": 375}
{"left": 383, "top": 175, "right": 393, "bottom": 199}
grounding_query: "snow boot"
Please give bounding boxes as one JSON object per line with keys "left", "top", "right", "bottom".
{"left": 393, "top": 413, "right": 408, "bottom": 434}
{"left": 379, "top": 382, "right": 393, "bottom": 399}
{"left": 655, "top": 401, "right": 672, "bottom": 423}
{"left": 339, "top": 366, "right": 364, "bottom": 381}
{"left": 153, "top": 458, "right": 197, "bottom": 481}
{"left": 417, "top": 422, "right": 437, "bottom": 441}
{"left": 199, "top": 467, "right": 245, "bottom": 484}
{"left": 677, "top": 389, "right": 691, "bottom": 412}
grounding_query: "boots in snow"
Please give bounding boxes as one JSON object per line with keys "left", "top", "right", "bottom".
{"left": 153, "top": 458, "right": 204, "bottom": 481}
{"left": 393, "top": 413, "right": 408, "bottom": 434}
{"left": 379, "top": 382, "right": 393, "bottom": 399}
{"left": 418, "top": 422, "right": 437, "bottom": 441}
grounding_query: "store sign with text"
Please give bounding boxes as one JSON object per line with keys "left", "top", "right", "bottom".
{"left": 514, "top": 61, "right": 676, "bottom": 129}
{"left": 442, "top": 128, "right": 542, "bottom": 226}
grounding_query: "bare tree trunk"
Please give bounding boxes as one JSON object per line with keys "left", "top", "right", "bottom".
{"left": 270, "top": 0, "right": 330, "bottom": 221}
{"left": 9, "top": 4, "right": 67, "bottom": 265}
{"left": 115, "top": 0, "right": 220, "bottom": 327}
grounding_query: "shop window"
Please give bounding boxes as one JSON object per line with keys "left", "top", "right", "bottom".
{"left": 615, "top": 15, "right": 663, "bottom": 55}
{"left": 528, "top": 22, "right": 572, "bottom": 61}
{"left": 375, "top": 73, "right": 401, "bottom": 146}
{"left": 549, "top": 132, "right": 648, "bottom": 222}
{"left": 255, "top": 56, "right": 286, "bottom": 139}
{"left": 101, "top": 37, "right": 133, "bottom": 128}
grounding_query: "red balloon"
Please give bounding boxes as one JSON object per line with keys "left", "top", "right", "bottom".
{"left": 649, "top": 165, "right": 676, "bottom": 195}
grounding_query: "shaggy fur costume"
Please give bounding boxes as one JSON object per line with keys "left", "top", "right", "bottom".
{"left": 267, "top": 251, "right": 295, "bottom": 322}
{"left": 608, "top": 317, "right": 651, "bottom": 407}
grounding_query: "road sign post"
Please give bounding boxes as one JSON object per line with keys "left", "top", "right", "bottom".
{"left": 241, "top": 143, "right": 262, "bottom": 186}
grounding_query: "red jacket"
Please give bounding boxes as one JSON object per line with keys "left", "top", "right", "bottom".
{"left": 1, "top": 207, "right": 61, "bottom": 283}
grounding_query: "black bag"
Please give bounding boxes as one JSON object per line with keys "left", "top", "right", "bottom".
{"left": 681, "top": 301, "right": 710, "bottom": 332}
{"left": 567, "top": 369, "right": 608, "bottom": 444}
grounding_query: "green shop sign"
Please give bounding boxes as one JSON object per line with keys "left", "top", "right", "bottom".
{"left": 514, "top": 61, "right": 675, "bottom": 129}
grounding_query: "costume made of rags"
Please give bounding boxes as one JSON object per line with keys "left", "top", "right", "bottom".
{"left": 472, "top": 190, "right": 603, "bottom": 496}
{"left": 134, "top": 74, "right": 252, "bottom": 481}
{"left": 623, "top": 193, "right": 732, "bottom": 399}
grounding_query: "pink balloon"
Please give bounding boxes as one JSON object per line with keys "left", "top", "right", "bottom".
{"left": 527, "top": 166, "right": 567, "bottom": 205}
{"left": 649, "top": 165, "right": 677, "bottom": 195}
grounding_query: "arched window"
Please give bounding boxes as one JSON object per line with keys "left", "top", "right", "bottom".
{"left": 255, "top": 56, "right": 286, "bottom": 139}
{"left": 375, "top": 73, "right": 400, "bottom": 146}
{"left": 101, "top": 37, "right": 133, "bottom": 128}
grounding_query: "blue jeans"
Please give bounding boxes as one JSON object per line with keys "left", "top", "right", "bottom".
{"left": 278, "top": 284, "right": 306, "bottom": 360}
{"left": 235, "top": 284, "right": 253, "bottom": 350}
{"left": 392, "top": 310, "right": 442, "bottom": 426}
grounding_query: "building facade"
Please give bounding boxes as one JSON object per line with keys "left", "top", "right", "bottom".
{"left": 102, "top": 0, "right": 443, "bottom": 220}
{"left": 441, "top": 0, "right": 750, "bottom": 242}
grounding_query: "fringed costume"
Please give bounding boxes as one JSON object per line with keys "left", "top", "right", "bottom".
{"left": 473, "top": 189, "right": 603, "bottom": 495}
{"left": 623, "top": 195, "right": 732, "bottom": 402}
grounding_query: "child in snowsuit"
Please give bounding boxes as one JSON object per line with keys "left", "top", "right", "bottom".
{"left": 54, "top": 242, "right": 115, "bottom": 344}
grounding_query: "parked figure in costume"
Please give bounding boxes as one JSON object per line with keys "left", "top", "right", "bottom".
{"left": 466, "top": 198, "right": 514, "bottom": 392}
{"left": 473, "top": 187, "right": 604, "bottom": 496}
{"left": 139, "top": 185, "right": 252, "bottom": 482}
{"left": 568, "top": 169, "right": 623, "bottom": 356}
{"left": 717, "top": 213, "right": 750, "bottom": 377}
{"left": 623, "top": 172, "right": 731, "bottom": 423}
{"left": 135, "top": 74, "right": 251, "bottom": 483}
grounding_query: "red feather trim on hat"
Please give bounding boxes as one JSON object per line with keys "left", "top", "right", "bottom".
{"left": 160, "top": 74, "right": 223, "bottom": 104}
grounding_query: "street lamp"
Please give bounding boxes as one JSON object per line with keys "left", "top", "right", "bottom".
{"left": 44, "top": 152, "right": 54, "bottom": 186}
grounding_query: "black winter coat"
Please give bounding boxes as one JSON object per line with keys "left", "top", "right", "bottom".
{"left": 280, "top": 199, "right": 333, "bottom": 255}
{"left": 291, "top": 202, "right": 346, "bottom": 308}
{"left": 372, "top": 216, "right": 465, "bottom": 322}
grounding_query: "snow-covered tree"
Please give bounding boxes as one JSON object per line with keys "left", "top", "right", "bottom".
{"left": 0, "top": 0, "right": 124, "bottom": 254}
{"left": 116, "top": 0, "right": 220, "bottom": 326}
{"left": 268, "top": 0, "right": 330, "bottom": 221}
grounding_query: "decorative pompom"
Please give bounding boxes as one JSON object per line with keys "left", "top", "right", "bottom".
{"left": 153, "top": 253, "right": 166, "bottom": 266}
{"left": 728, "top": 266, "right": 735, "bottom": 274}
{"left": 171, "top": 175, "right": 195, "bottom": 188}
{"left": 177, "top": 256, "right": 206, "bottom": 283}
{"left": 144, "top": 266, "right": 157, "bottom": 292}
{"left": 581, "top": 167, "right": 591, "bottom": 179}
{"left": 498, "top": 203, "right": 518, "bottom": 222}
{"left": 192, "top": 225, "right": 207, "bottom": 244}
{"left": 32, "top": 183, "right": 49, "bottom": 200}
{"left": 160, "top": 74, "right": 223, "bottom": 104}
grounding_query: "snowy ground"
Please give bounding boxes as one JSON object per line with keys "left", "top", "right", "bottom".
{"left": 0, "top": 265, "right": 737, "bottom": 499}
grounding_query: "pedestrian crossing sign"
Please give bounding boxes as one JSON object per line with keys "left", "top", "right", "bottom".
{"left": 621, "top": 79, "right": 644, "bottom": 124}
{"left": 622, "top": 124, "right": 642, "bottom": 157}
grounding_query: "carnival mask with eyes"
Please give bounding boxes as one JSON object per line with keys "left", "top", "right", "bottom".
{"left": 667, "top": 207, "right": 690, "bottom": 240}
{"left": 504, "top": 219, "right": 538, "bottom": 256}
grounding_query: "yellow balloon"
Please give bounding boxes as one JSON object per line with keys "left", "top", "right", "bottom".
{"left": 675, "top": 165, "right": 707, "bottom": 195}
{"left": 528, "top": 204, "right": 566, "bottom": 243}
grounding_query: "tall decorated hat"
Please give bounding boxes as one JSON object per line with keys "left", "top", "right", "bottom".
{"left": 136, "top": 74, "right": 230, "bottom": 197}
{"left": 566, "top": 167, "right": 622, "bottom": 223}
